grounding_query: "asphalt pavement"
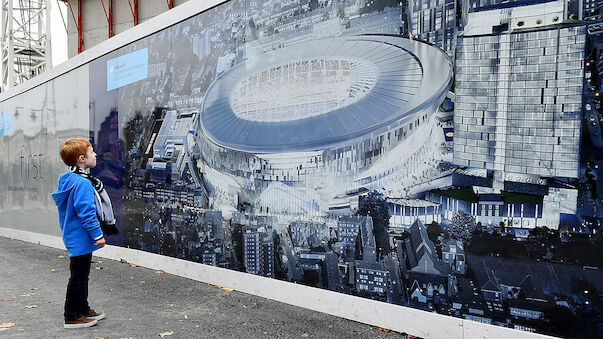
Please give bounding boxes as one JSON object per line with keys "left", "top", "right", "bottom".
{"left": 0, "top": 236, "right": 408, "bottom": 339}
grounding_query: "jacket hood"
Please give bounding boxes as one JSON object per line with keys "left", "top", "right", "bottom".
{"left": 51, "top": 172, "right": 83, "bottom": 206}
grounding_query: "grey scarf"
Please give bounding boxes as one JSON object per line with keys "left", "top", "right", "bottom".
{"left": 69, "top": 166, "right": 119, "bottom": 235}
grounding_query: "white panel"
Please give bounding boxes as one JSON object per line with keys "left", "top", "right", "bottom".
{"left": 0, "top": 228, "right": 557, "bottom": 339}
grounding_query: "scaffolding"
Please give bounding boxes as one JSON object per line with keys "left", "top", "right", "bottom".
{"left": 1, "top": 0, "right": 51, "bottom": 92}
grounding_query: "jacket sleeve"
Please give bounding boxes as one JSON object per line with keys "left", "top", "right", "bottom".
{"left": 73, "top": 179, "right": 104, "bottom": 241}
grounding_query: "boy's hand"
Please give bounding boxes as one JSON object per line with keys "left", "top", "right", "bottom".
{"left": 95, "top": 237, "right": 106, "bottom": 248}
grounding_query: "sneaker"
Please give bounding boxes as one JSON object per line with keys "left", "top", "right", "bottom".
{"left": 64, "top": 315, "right": 98, "bottom": 329}
{"left": 84, "top": 309, "right": 106, "bottom": 321}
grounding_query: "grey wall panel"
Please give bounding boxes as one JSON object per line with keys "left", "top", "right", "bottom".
{"left": 0, "top": 67, "right": 89, "bottom": 236}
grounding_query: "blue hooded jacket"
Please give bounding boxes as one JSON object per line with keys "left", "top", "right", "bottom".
{"left": 51, "top": 172, "right": 104, "bottom": 256}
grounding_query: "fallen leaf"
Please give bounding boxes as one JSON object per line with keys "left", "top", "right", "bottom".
{"left": 19, "top": 293, "right": 34, "bottom": 297}
{"left": 159, "top": 331, "right": 174, "bottom": 337}
{"left": 120, "top": 337, "right": 133, "bottom": 339}
{"left": 376, "top": 327, "right": 391, "bottom": 332}
{"left": 0, "top": 323, "right": 15, "bottom": 328}
{"left": 220, "top": 287, "right": 233, "bottom": 292}
{"left": 129, "top": 264, "right": 139, "bottom": 268}
{"left": 97, "top": 260, "right": 104, "bottom": 264}
{"left": 214, "top": 285, "right": 222, "bottom": 289}
{"left": 178, "top": 320, "right": 183, "bottom": 322}
{"left": 301, "top": 334, "right": 309, "bottom": 338}
{"left": 57, "top": 255, "right": 65, "bottom": 259}
{"left": 0, "top": 299, "right": 15, "bottom": 302}
{"left": 31, "top": 288, "right": 38, "bottom": 291}
{"left": 120, "top": 259, "right": 129, "bottom": 264}
{"left": 154, "top": 269, "right": 165, "bottom": 274}
{"left": 96, "top": 267, "right": 103, "bottom": 270}
{"left": 25, "top": 305, "right": 38, "bottom": 309}
{"left": 17, "top": 328, "right": 24, "bottom": 332}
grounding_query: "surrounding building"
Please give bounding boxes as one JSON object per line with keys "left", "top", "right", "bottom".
{"left": 442, "top": 239, "right": 466, "bottom": 274}
{"left": 289, "top": 221, "right": 328, "bottom": 249}
{"left": 455, "top": 21, "right": 586, "bottom": 181}
{"left": 388, "top": 198, "right": 442, "bottom": 227}
{"left": 337, "top": 215, "right": 363, "bottom": 248}
{"left": 405, "top": 220, "right": 450, "bottom": 276}
{"left": 324, "top": 253, "right": 346, "bottom": 292}
{"left": 147, "top": 109, "right": 198, "bottom": 182}
{"left": 355, "top": 260, "right": 389, "bottom": 295}
{"left": 408, "top": 0, "right": 457, "bottom": 56}
{"left": 403, "top": 219, "right": 452, "bottom": 305}
{"left": 243, "top": 225, "right": 273, "bottom": 277}
{"left": 358, "top": 216, "right": 377, "bottom": 263}
{"left": 583, "top": 0, "right": 603, "bottom": 21}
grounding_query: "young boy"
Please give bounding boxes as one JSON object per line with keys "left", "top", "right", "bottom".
{"left": 51, "top": 138, "right": 106, "bottom": 329}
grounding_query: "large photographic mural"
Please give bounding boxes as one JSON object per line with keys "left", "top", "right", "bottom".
{"left": 2, "top": 0, "right": 602, "bottom": 337}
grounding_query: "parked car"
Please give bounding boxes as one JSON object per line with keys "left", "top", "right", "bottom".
{"left": 586, "top": 103, "right": 592, "bottom": 111}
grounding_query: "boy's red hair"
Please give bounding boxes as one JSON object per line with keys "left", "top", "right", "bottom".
{"left": 59, "top": 138, "right": 91, "bottom": 166}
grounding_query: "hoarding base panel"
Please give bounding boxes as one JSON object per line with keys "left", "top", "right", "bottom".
{"left": 0, "top": 228, "right": 554, "bottom": 339}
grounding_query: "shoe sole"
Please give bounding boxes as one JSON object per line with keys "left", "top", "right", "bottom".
{"left": 86, "top": 313, "right": 105, "bottom": 321}
{"left": 64, "top": 319, "right": 98, "bottom": 329}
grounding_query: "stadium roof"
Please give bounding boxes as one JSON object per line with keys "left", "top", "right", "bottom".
{"left": 201, "top": 35, "right": 453, "bottom": 153}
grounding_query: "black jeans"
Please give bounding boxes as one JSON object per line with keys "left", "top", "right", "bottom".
{"left": 64, "top": 253, "right": 92, "bottom": 321}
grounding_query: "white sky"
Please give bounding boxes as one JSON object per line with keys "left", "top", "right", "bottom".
{"left": 50, "top": 1, "right": 69, "bottom": 67}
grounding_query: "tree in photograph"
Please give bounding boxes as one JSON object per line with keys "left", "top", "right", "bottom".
{"left": 559, "top": 220, "right": 569, "bottom": 233}
{"left": 160, "top": 232, "right": 177, "bottom": 257}
{"left": 545, "top": 306, "right": 576, "bottom": 337}
{"left": 569, "top": 278, "right": 602, "bottom": 337}
{"left": 427, "top": 221, "right": 444, "bottom": 244}
{"left": 498, "top": 221, "right": 506, "bottom": 234}
{"left": 525, "top": 226, "right": 560, "bottom": 259}
{"left": 571, "top": 278, "right": 599, "bottom": 305}
{"left": 449, "top": 212, "right": 477, "bottom": 244}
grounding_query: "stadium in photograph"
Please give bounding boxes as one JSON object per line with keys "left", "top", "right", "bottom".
{"left": 198, "top": 35, "right": 453, "bottom": 191}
